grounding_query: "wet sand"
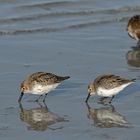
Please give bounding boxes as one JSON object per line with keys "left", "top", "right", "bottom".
{"left": 0, "top": 0, "right": 140, "bottom": 140}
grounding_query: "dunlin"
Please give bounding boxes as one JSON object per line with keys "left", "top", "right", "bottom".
{"left": 127, "top": 15, "right": 140, "bottom": 42}
{"left": 86, "top": 74, "right": 135, "bottom": 103}
{"left": 18, "top": 72, "right": 70, "bottom": 102}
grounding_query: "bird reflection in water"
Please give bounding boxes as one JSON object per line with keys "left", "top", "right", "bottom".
{"left": 19, "top": 103, "right": 68, "bottom": 131}
{"left": 126, "top": 46, "right": 140, "bottom": 67}
{"left": 86, "top": 103, "right": 131, "bottom": 128}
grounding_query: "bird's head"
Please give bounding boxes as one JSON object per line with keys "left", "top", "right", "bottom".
{"left": 86, "top": 82, "right": 96, "bottom": 102}
{"left": 18, "top": 81, "right": 29, "bottom": 102}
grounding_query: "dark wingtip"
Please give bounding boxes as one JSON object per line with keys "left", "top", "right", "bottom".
{"left": 63, "top": 76, "right": 70, "bottom": 80}
{"left": 66, "top": 76, "right": 70, "bottom": 79}
{"left": 132, "top": 78, "right": 136, "bottom": 82}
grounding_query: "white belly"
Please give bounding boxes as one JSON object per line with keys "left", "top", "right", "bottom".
{"left": 97, "top": 83, "right": 132, "bottom": 97}
{"left": 30, "top": 83, "right": 60, "bottom": 95}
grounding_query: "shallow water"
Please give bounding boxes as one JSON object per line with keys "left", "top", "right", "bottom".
{"left": 0, "top": 0, "right": 140, "bottom": 140}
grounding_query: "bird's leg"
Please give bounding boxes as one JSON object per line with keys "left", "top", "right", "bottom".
{"left": 43, "top": 102, "right": 48, "bottom": 110}
{"left": 43, "top": 94, "right": 48, "bottom": 102}
{"left": 37, "top": 101, "right": 43, "bottom": 107}
{"left": 109, "top": 95, "right": 115, "bottom": 104}
{"left": 35, "top": 95, "right": 43, "bottom": 102}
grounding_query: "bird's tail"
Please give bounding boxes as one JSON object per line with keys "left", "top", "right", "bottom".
{"left": 57, "top": 76, "right": 70, "bottom": 82}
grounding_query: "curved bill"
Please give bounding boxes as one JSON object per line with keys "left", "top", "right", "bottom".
{"left": 18, "top": 92, "right": 24, "bottom": 102}
{"left": 85, "top": 93, "right": 90, "bottom": 102}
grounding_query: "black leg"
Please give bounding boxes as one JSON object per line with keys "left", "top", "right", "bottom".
{"left": 109, "top": 95, "right": 115, "bottom": 104}
{"left": 35, "top": 95, "right": 43, "bottom": 102}
{"left": 36, "top": 101, "right": 48, "bottom": 109}
{"left": 43, "top": 94, "right": 48, "bottom": 102}
{"left": 37, "top": 101, "right": 43, "bottom": 107}
{"left": 43, "top": 102, "right": 48, "bottom": 110}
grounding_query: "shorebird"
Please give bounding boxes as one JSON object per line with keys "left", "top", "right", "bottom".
{"left": 18, "top": 72, "right": 70, "bottom": 102}
{"left": 127, "top": 15, "right": 140, "bottom": 43}
{"left": 86, "top": 74, "right": 135, "bottom": 103}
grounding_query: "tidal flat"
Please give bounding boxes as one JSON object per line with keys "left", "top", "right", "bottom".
{"left": 0, "top": 0, "right": 140, "bottom": 140}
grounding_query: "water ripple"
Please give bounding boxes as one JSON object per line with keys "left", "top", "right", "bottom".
{"left": 0, "top": 16, "right": 131, "bottom": 36}
{"left": 17, "top": 1, "right": 75, "bottom": 10}
{"left": 0, "top": 5, "right": 140, "bottom": 24}
{"left": 0, "top": 1, "right": 140, "bottom": 36}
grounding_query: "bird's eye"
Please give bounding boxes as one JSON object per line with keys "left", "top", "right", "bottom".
{"left": 22, "top": 87, "right": 27, "bottom": 91}
{"left": 88, "top": 87, "right": 91, "bottom": 91}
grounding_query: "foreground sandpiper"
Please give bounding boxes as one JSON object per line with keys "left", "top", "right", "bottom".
{"left": 86, "top": 74, "right": 135, "bottom": 103}
{"left": 18, "top": 72, "right": 70, "bottom": 102}
{"left": 127, "top": 15, "right": 140, "bottom": 43}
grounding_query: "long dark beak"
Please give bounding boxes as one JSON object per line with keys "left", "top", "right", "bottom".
{"left": 85, "top": 93, "right": 90, "bottom": 102}
{"left": 18, "top": 92, "right": 24, "bottom": 102}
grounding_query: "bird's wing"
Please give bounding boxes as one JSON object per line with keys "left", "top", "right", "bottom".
{"left": 95, "top": 74, "right": 132, "bottom": 89}
{"left": 29, "top": 72, "right": 68, "bottom": 85}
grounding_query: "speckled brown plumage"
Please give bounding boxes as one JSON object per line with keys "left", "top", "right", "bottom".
{"left": 94, "top": 74, "right": 134, "bottom": 90}
{"left": 127, "top": 15, "right": 140, "bottom": 41}
{"left": 21, "top": 72, "right": 70, "bottom": 90}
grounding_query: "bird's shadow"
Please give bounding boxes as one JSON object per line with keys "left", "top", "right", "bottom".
{"left": 126, "top": 45, "right": 140, "bottom": 68}
{"left": 85, "top": 103, "right": 132, "bottom": 128}
{"left": 18, "top": 102, "right": 69, "bottom": 131}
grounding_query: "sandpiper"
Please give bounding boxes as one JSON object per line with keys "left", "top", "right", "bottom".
{"left": 127, "top": 15, "right": 140, "bottom": 43}
{"left": 86, "top": 74, "right": 135, "bottom": 103}
{"left": 18, "top": 72, "right": 70, "bottom": 102}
